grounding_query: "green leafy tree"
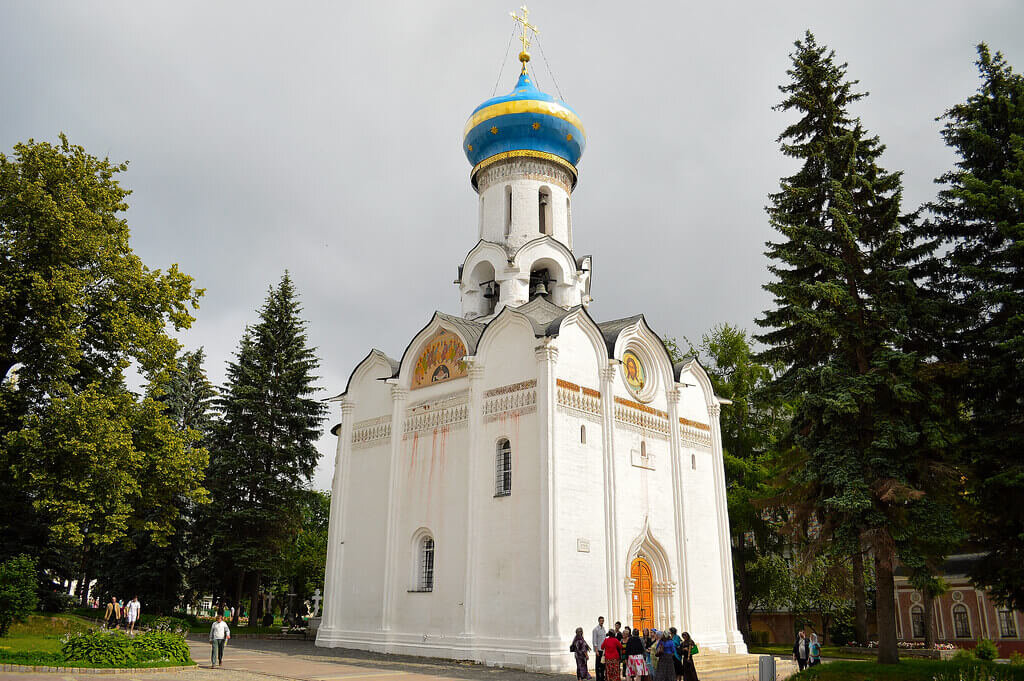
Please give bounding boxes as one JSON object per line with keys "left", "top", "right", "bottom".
{"left": 687, "top": 324, "right": 791, "bottom": 643}
{"left": 756, "top": 32, "right": 961, "bottom": 664}
{"left": 201, "top": 273, "right": 327, "bottom": 624}
{"left": 93, "top": 349, "right": 217, "bottom": 613}
{"left": 0, "top": 555, "right": 38, "bottom": 637}
{"left": 920, "top": 45, "right": 1024, "bottom": 610}
{"left": 283, "top": 489, "right": 330, "bottom": 606}
{"left": 0, "top": 136, "right": 206, "bottom": 602}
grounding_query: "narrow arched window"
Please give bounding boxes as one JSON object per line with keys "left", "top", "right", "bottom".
{"left": 911, "top": 606, "right": 925, "bottom": 638}
{"left": 691, "top": 453, "right": 696, "bottom": 470}
{"left": 566, "top": 197, "right": 571, "bottom": 234}
{"left": 581, "top": 424, "right": 586, "bottom": 444}
{"left": 495, "top": 439, "right": 511, "bottom": 496}
{"left": 505, "top": 185, "right": 513, "bottom": 237}
{"left": 641, "top": 441, "right": 647, "bottom": 457}
{"left": 953, "top": 604, "right": 971, "bottom": 638}
{"left": 418, "top": 535, "right": 435, "bottom": 592}
{"left": 538, "top": 187, "right": 551, "bottom": 235}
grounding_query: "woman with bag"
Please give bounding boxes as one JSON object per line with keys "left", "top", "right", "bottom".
{"left": 571, "top": 627, "right": 592, "bottom": 680}
{"left": 678, "top": 632, "right": 699, "bottom": 681}
{"left": 653, "top": 632, "right": 676, "bottom": 681}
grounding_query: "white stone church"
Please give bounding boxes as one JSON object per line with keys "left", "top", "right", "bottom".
{"left": 317, "top": 15, "right": 746, "bottom": 672}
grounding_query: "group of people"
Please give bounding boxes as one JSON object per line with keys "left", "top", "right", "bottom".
{"left": 571, "top": 617, "right": 700, "bottom": 681}
{"left": 792, "top": 630, "right": 821, "bottom": 670}
{"left": 102, "top": 595, "right": 142, "bottom": 634}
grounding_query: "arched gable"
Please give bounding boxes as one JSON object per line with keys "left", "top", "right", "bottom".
{"left": 677, "top": 358, "right": 719, "bottom": 410}
{"left": 395, "top": 313, "right": 481, "bottom": 391}
{"left": 460, "top": 240, "right": 509, "bottom": 283}
{"left": 511, "top": 236, "right": 577, "bottom": 284}
{"left": 550, "top": 307, "right": 609, "bottom": 380}
{"left": 474, "top": 305, "right": 541, "bottom": 361}
{"left": 334, "top": 348, "right": 399, "bottom": 400}
{"left": 610, "top": 316, "right": 676, "bottom": 402}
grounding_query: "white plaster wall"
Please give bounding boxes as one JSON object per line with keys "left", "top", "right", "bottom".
{"left": 479, "top": 178, "right": 571, "bottom": 250}
{"left": 681, "top": 443, "right": 729, "bottom": 642}
{"left": 472, "top": 319, "right": 543, "bottom": 642}
{"left": 551, "top": 324, "right": 608, "bottom": 643}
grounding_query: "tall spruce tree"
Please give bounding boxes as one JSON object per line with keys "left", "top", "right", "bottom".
{"left": 203, "top": 273, "right": 326, "bottom": 623}
{"left": 756, "top": 32, "right": 960, "bottom": 664}
{"left": 921, "top": 45, "right": 1024, "bottom": 609}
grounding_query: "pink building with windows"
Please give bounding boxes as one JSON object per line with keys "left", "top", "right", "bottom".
{"left": 894, "top": 554, "right": 1023, "bottom": 656}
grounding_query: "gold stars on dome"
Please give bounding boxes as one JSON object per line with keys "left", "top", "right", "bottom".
{"left": 566, "top": 133, "right": 573, "bottom": 141}
{"left": 467, "top": 144, "right": 473, "bottom": 151}
{"left": 510, "top": 5, "right": 539, "bottom": 74}
{"left": 490, "top": 126, "right": 499, "bottom": 134}
{"left": 532, "top": 122, "right": 541, "bottom": 130}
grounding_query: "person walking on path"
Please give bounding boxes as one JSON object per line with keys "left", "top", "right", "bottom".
{"left": 103, "top": 597, "right": 120, "bottom": 629}
{"left": 601, "top": 631, "right": 624, "bottom": 681}
{"left": 592, "top": 617, "right": 607, "bottom": 681}
{"left": 209, "top": 614, "right": 231, "bottom": 667}
{"left": 624, "top": 629, "right": 647, "bottom": 681}
{"left": 808, "top": 633, "right": 821, "bottom": 667}
{"left": 571, "top": 627, "right": 592, "bottom": 680}
{"left": 653, "top": 632, "right": 676, "bottom": 681}
{"left": 678, "top": 632, "right": 699, "bottom": 681}
{"left": 126, "top": 596, "right": 141, "bottom": 634}
{"left": 792, "top": 630, "right": 809, "bottom": 671}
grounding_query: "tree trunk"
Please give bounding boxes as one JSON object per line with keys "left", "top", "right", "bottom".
{"left": 233, "top": 571, "right": 244, "bottom": 627}
{"left": 251, "top": 572, "right": 261, "bottom": 629}
{"left": 923, "top": 589, "right": 935, "bottom": 649}
{"left": 852, "top": 548, "right": 868, "bottom": 645}
{"left": 874, "top": 546, "right": 900, "bottom": 665}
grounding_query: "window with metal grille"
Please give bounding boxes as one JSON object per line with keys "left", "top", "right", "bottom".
{"left": 418, "top": 536, "right": 434, "bottom": 592}
{"left": 911, "top": 606, "right": 925, "bottom": 638}
{"left": 999, "top": 610, "right": 1018, "bottom": 638}
{"left": 495, "top": 439, "right": 511, "bottom": 496}
{"left": 953, "top": 604, "right": 971, "bottom": 638}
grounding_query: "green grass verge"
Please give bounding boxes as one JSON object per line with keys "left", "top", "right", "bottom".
{"left": 792, "top": 659, "right": 1024, "bottom": 680}
{"left": 0, "top": 614, "right": 195, "bottom": 669}
{"left": 747, "top": 644, "right": 876, "bottom": 661}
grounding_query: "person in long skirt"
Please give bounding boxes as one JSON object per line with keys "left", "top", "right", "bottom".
{"left": 624, "top": 629, "right": 647, "bottom": 681}
{"left": 653, "top": 632, "right": 676, "bottom": 681}
{"left": 601, "top": 631, "right": 624, "bottom": 681}
{"left": 678, "top": 632, "right": 699, "bottom": 681}
{"left": 571, "top": 628, "right": 592, "bottom": 680}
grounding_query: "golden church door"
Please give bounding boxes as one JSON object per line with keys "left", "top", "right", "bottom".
{"left": 630, "top": 558, "right": 654, "bottom": 631}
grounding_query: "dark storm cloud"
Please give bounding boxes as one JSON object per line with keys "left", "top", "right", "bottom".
{"left": 2, "top": 0, "right": 1021, "bottom": 489}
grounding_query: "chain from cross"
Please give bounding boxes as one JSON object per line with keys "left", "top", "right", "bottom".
{"left": 510, "top": 4, "right": 539, "bottom": 71}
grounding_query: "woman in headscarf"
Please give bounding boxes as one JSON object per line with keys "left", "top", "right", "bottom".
{"left": 809, "top": 633, "right": 821, "bottom": 667}
{"left": 601, "top": 631, "right": 624, "bottom": 681}
{"left": 653, "top": 632, "right": 676, "bottom": 681}
{"left": 571, "top": 627, "right": 592, "bottom": 680}
{"left": 624, "top": 628, "right": 647, "bottom": 681}
{"left": 678, "top": 632, "right": 699, "bottom": 681}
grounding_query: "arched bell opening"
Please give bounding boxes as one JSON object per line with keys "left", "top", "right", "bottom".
{"left": 463, "top": 259, "right": 500, "bottom": 318}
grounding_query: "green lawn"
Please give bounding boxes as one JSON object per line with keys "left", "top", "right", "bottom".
{"left": 792, "top": 659, "right": 1024, "bottom": 680}
{"left": 0, "top": 614, "right": 95, "bottom": 654}
{"left": 747, "top": 644, "right": 876, "bottom": 661}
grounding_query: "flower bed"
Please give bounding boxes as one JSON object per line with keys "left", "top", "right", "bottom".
{"left": 0, "top": 629, "right": 194, "bottom": 669}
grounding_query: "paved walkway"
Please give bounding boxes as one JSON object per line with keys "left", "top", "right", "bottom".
{"left": 0, "top": 639, "right": 788, "bottom": 681}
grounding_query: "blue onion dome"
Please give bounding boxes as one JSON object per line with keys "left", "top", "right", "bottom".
{"left": 464, "top": 71, "right": 585, "bottom": 184}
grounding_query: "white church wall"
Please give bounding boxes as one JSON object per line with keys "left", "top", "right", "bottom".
{"left": 479, "top": 175, "right": 571, "bottom": 250}
{"left": 471, "top": 317, "right": 544, "bottom": 640}
{"left": 681, "top": 444, "right": 729, "bottom": 643}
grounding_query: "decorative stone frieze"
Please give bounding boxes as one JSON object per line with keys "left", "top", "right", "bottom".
{"left": 614, "top": 396, "right": 670, "bottom": 437}
{"left": 483, "top": 382, "right": 537, "bottom": 422}
{"left": 475, "top": 157, "right": 574, "bottom": 194}
{"left": 351, "top": 415, "right": 391, "bottom": 449}
{"left": 556, "top": 378, "right": 602, "bottom": 420}
{"left": 404, "top": 393, "right": 469, "bottom": 434}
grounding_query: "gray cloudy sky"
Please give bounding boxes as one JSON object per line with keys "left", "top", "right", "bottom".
{"left": 2, "top": 1, "right": 1022, "bottom": 491}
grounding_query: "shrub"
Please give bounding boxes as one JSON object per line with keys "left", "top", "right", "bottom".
{"left": 747, "top": 630, "right": 770, "bottom": 646}
{"left": 38, "top": 589, "right": 77, "bottom": 614}
{"left": 975, "top": 637, "right": 999, "bottom": 661}
{"left": 952, "top": 648, "right": 976, "bottom": 661}
{"left": 171, "top": 611, "right": 199, "bottom": 625}
{"left": 61, "top": 630, "right": 134, "bottom": 665}
{"left": 0, "top": 555, "right": 38, "bottom": 636}
{"left": 1010, "top": 651, "right": 1024, "bottom": 666}
{"left": 130, "top": 631, "right": 191, "bottom": 664}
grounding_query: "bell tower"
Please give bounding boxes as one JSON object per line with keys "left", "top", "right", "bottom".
{"left": 457, "top": 10, "right": 590, "bottom": 320}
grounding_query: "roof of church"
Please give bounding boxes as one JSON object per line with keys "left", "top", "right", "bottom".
{"left": 596, "top": 315, "right": 645, "bottom": 355}
{"left": 510, "top": 297, "right": 574, "bottom": 336}
{"left": 463, "top": 71, "right": 585, "bottom": 172}
{"left": 435, "top": 312, "right": 487, "bottom": 353}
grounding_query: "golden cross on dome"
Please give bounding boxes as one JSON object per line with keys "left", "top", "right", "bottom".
{"left": 510, "top": 5, "right": 539, "bottom": 73}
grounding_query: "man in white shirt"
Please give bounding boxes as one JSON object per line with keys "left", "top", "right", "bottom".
{"left": 209, "top": 615, "right": 231, "bottom": 667}
{"left": 592, "top": 616, "right": 607, "bottom": 681}
{"left": 126, "top": 596, "right": 141, "bottom": 634}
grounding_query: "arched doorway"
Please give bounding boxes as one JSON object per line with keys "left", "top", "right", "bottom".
{"left": 631, "top": 557, "right": 654, "bottom": 631}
